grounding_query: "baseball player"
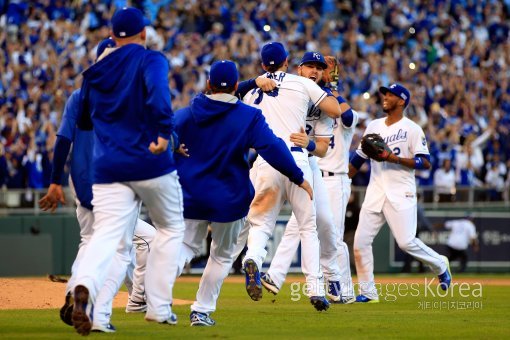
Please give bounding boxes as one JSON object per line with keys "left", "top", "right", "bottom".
{"left": 241, "top": 42, "right": 343, "bottom": 311}
{"left": 173, "top": 60, "right": 312, "bottom": 326}
{"left": 349, "top": 84, "right": 452, "bottom": 303}
{"left": 69, "top": 8, "right": 185, "bottom": 335}
{"left": 261, "top": 52, "right": 358, "bottom": 304}
{"left": 38, "top": 38, "right": 156, "bottom": 333}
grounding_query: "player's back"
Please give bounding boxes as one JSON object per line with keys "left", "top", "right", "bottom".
{"left": 243, "top": 71, "right": 327, "bottom": 149}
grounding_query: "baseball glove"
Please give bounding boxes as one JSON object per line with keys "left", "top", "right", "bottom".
{"left": 322, "top": 56, "right": 339, "bottom": 85}
{"left": 361, "top": 133, "right": 392, "bottom": 161}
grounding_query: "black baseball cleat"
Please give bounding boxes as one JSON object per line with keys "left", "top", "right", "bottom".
{"left": 60, "top": 292, "right": 74, "bottom": 326}
{"left": 72, "top": 285, "right": 93, "bottom": 336}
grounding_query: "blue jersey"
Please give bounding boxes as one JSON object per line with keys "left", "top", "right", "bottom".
{"left": 57, "top": 89, "right": 94, "bottom": 209}
{"left": 80, "top": 44, "right": 176, "bottom": 184}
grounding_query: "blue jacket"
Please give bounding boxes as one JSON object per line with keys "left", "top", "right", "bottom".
{"left": 80, "top": 44, "right": 176, "bottom": 184}
{"left": 174, "top": 93, "right": 303, "bottom": 222}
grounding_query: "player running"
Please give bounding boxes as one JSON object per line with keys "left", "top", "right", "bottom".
{"left": 349, "top": 83, "right": 452, "bottom": 303}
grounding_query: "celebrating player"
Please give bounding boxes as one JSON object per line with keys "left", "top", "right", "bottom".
{"left": 69, "top": 8, "right": 185, "bottom": 335}
{"left": 262, "top": 53, "right": 358, "bottom": 304}
{"left": 241, "top": 42, "right": 343, "bottom": 311}
{"left": 38, "top": 38, "right": 156, "bottom": 332}
{"left": 173, "top": 60, "right": 312, "bottom": 326}
{"left": 349, "top": 83, "right": 452, "bottom": 303}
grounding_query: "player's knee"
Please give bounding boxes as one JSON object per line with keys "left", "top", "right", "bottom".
{"left": 396, "top": 239, "right": 414, "bottom": 253}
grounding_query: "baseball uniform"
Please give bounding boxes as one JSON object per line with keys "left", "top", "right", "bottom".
{"left": 354, "top": 116, "right": 447, "bottom": 300}
{"left": 53, "top": 89, "right": 156, "bottom": 330}
{"left": 73, "top": 24, "right": 185, "bottom": 333}
{"left": 242, "top": 70, "right": 327, "bottom": 298}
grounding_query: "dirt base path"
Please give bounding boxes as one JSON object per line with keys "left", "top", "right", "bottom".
{"left": 1, "top": 275, "right": 508, "bottom": 310}
{"left": 0, "top": 277, "right": 193, "bottom": 310}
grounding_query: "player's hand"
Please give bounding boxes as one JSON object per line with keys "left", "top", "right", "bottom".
{"left": 290, "top": 127, "right": 310, "bottom": 148}
{"left": 255, "top": 76, "right": 277, "bottom": 92}
{"left": 149, "top": 136, "right": 169, "bottom": 155}
{"left": 38, "top": 184, "right": 66, "bottom": 213}
{"left": 176, "top": 143, "right": 189, "bottom": 157}
{"left": 299, "top": 179, "right": 313, "bottom": 200}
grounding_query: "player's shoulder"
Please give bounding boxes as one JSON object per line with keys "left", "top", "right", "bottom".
{"left": 403, "top": 117, "right": 425, "bottom": 133}
{"left": 366, "top": 117, "right": 385, "bottom": 129}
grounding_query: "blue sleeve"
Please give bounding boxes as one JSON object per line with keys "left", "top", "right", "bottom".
{"left": 350, "top": 152, "right": 366, "bottom": 170}
{"left": 50, "top": 135, "right": 72, "bottom": 184}
{"left": 143, "top": 51, "right": 174, "bottom": 139}
{"left": 341, "top": 108, "right": 354, "bottom": 128}
{"left": 57, "top": 89, "right": 80, "bottom": 140}
{"left": 248, "top": 109, "right": 304, "bottom": 185}
{"left": 235, "top": 79, "right": 257, "bottom": 99}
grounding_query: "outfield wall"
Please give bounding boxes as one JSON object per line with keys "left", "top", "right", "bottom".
{"left": 0, "top": 210, "right": 509, "bottom": 276}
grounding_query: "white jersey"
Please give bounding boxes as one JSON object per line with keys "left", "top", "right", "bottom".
{"left": 357, "top": 116, "right": 429, "bottom": 211}
{"left": 445, "top": 219, "right": 477, "bottom": 250}
{"left": 306, "top": 101, "right": 334, "bottom": 140}
{"left": 318, "top": 110, "right": 359, "bottom": 174}
{"left": 243, "top": 71, "right": 328, "bottom": 161}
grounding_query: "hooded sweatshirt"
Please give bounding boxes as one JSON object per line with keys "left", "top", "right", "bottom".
{"left": 174, "top": 92, "right": 303, "bottom": 222}
{"left": 80, "top": 44, "right": 175, "bottom": 184}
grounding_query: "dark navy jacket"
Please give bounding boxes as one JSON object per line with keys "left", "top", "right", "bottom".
{"left": 174, "top": 93, "right": 303, "bottom": 222}
{"left": 80, "top": 44, "right": 176, "bottom": 183}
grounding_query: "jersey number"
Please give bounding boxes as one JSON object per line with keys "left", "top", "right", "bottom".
{"left": 329, "top": 136, "right": 335, "bottom": 149}
{"left": 393, "top": 147, "right": 401, "bottom": 155}
{"left": 253, "top": 88, "right": 279, "bottom": 104}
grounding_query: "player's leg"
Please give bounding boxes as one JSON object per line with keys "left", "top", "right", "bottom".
{"left": 132, "top": 171, "right": 185, "bottom": 324}
{"left": 243, "top": 163, "right": 285, "bottom": 301}
{"left": 244, "top": 163, "right": 285, "bottom": 269}
{"left": 190, "top": 218, "right": 244, "bottom": 326}
{"left": 126, "top": 219, "right": 156, "bottom": 313}
{"left": 177, "top": 219, "right": 210, "bottom": 277}
{"left": 92, "top": 217, "right": 137, "bottom": 332}
{"left": 337, "top": 175, "right": 356, "bottom": 300}
{"left": 353, "top": 206, "right": 386, "bottom": 301}
{"left": 265, "top": 212, "right": 301, "bottom": 293}
{"left": 383, "top": 201, "right": 448, "bottom": 279}
{"left": 312, "top": 166, "right": 342, "bottom": 302}
{"left": 60, "top": 203, "right": 94, "bottom": 326}
{"left": 287, "top": 161, "right": 326, "bottom": 302}
{"left": 72, "top": 182, "right": 139, "bottom": 335}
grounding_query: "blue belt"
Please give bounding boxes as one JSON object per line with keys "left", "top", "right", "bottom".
{"left": 321, "top": 171, "right": 348, "bottom": 177}
{"left": 290, "top": 146, "right": 303, "bottom": 153}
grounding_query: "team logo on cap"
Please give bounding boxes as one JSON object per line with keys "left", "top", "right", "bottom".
{"left": 313, "top": 52, "right": 321, "bottom": 60}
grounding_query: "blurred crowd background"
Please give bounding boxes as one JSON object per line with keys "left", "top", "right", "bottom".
{"left": 1, "top": 0, "right": 509, "bottom": 203}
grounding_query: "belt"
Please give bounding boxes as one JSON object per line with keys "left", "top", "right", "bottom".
{"left": 321, "top": 171, "right": 347, "bottom": 177}
{"left": 290, "top": 146, "right": 303, "bottom": 153}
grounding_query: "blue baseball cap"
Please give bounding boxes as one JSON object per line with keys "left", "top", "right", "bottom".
{"left": 111, "top": 7, "right": 145, "bottom": 38}
{"left": 299, "top": 51, "right": 327, "bottom": 69}
{"left": 379, "top": 83, "right": 411, "bottom": 107}
{"left": 209, "top": 60, "right": 238, "bottom": 88}
{"left": 96, "top": 38, "right": 116, "bottom": 61}
{"left": 261, "top": 42, "right": 287, "bottom": 66}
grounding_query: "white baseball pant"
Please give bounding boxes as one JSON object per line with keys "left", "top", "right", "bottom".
{"left": 73, "top": 171, "right": 185, "bottom": 322}
{"left": 244, "top": 157, "right": 324, "bottom": 297}
{"left": 266, "top": 157, "right": 340, "bottom": 289}
{"left": 177, "top": 218, "right": 244, "bottom": 314}
{"left": 322, "top": 173, "right": 355, "bottom": 298}
{"left": 354, "top": 198, "right": 447, "bottom": 298}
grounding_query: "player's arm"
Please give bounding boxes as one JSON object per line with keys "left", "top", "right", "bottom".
{"left": 289, "top": 128, "right": 329, "bottom": 158}
{"left": 143, "top": 52, "right": 173, "bottom": 153}
{"left": 385, "top": 153, "right": 431, "bottom": 170}
{"left": 39, "top": 90, "right": 82, "bottom": 212}
{"left": 235, "top": 76, "right": 277, "bottom": 99}
{"left": 348, "top": 151, "right": 367, "bottom": 178}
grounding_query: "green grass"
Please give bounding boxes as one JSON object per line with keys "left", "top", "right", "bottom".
{"left": 1, "top": 274, "right": 509, "bottom": 339}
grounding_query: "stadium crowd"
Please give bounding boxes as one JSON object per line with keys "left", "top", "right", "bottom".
{"left": 1, "top": 0, "right": 509, "bottom": 202}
